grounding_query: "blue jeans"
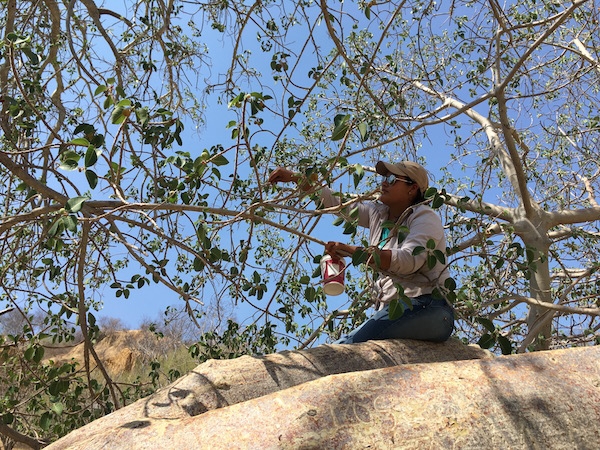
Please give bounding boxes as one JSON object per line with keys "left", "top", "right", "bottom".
{"left": 334, "top": 294, "right": 455, "bottom": 344}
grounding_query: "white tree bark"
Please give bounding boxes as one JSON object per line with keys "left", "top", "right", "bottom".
{"left": 46, "top": 344, "right": 600, "bottom": 450}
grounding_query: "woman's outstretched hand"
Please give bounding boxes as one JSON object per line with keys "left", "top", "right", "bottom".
{"left": 269, "top": 167, "right": 317, "bottom": 191}
{"left": 268, "top": 167, "right": 297, "bottom": 184}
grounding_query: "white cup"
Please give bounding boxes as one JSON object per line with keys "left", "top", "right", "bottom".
{"left": 320, "top": 255, "right": 346, "bottom": 296}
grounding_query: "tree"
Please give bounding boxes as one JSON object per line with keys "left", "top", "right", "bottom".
{"left": 43, "top": 344, "right": 600, "bottom": 450}
{"left": 1, "top": 0, "right": 599, "bottom": 446}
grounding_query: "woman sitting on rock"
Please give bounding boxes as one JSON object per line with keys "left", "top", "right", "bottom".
{"left": 269, "top": 160, "right": 455, "bottom": 344}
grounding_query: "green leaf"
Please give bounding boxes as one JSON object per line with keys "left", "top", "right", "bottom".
{"left": 475, "top": 317, "right": 496, "bottom": 332}
{"left": 70, "top": 137, "right": 90, "bottom": 146}
{"left": 228, "top": 92, "right": 245, "bottom": 108}
{"left": 193, "top": 256, "right": 205, "bottom": 272}
{"left": 59, "top": 159, "right": 79, "bottom": 171}
{"left": 6, "top": 32, "right": 25, "bottom": 43}
{"left": 304, "top": 286, "right": 316, "bottom": 302}
{"left": 47, "top": 218, "right": 63, "bottom": 238}
{"left": 388, "top": 298, "right": 405, "bottom": 320}
{"left": 212, "top": 155, "right": 229, "bottom": 166}
{"left": 477, "top": 333, "right": 496, "bottom": 349}
{"left": 34, "top": 345, "right": 45, "bottom": 363}
{"left": 371, "top": 251, "right": 381, "bottom": 268}
{"left": 24, "top": 346, "right": 35, "bottom": 361}
{"left": 412, "top": 246, "right": 425, "bottom": 256}
{"left": 103, "top": 96, "right": 114, "bottom": 109}
{"left": 94, "top": 85, "right": 108, "bottom": 96}
{"left": 60, "top": 149, "right": 79, "bottom": 162}
{"left": 136, "top": 107, "right": 150, "bottom": 127}
{"left": 23, "top": 47, "right": 40, "bottom": 65}
{"left": 181, "top": 191, "right": 191, "bottom": 205}
{"left": 433, "top": 249, "right": 446, "bottom": 264}
{"left": 425, "top": 187, "right": 438, "bottom": 199}
{"left": 498, "top": 335, "right": 513, "bottom": 355}
{"left": 111, "top": 105, "right": 130, "bottom": 124}
{"left": 351, "top": 248, "right": 369, "bottom": 266}
{"left": 432, "top": 194, "right": 445, "bottom": 209}
{"left": 65, "top": 196, "right": 89, "bottom": 213}
{"left": 342, "top": 221, "right": 357, "bottom": 235}
{"left": 85, "top": 169, "right": 98, "bottom": 189}
{"left": 63, "top": 215, "right": 78, "bottom": 232}
{"left": 111, "top": 106, "right": 124, "bottom": 124}
{"left": 51, "top": 402, "right": 64, "bottom": 415}
{"left": 84, "top": 145, "right": 98, "bottom": 167}
{"left": 39, "top": 412, "right": 51, "bottom": 431}
{"left": 444, "top": 277, "right": 457, "bottom": 291}
{"left": 353, "top": 163, "right": 365, "bottom": 187}
{"left": 357, "top": 122, "right": 369, "bottom": 141}
{"left": 332, "top": 217, "right": 344, "bottom": 226}
{"left": 331, "top": 114, "right": 350, "bottom": 141}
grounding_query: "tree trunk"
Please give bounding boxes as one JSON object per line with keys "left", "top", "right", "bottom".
{"left": 523, "top": 229, "right": 554, "bottom": 352}
{"left": 45, "top": 338, "right": 490, "bottom": 448}
{"left": 45, "top": 343, "right": 600, "bottom": 449}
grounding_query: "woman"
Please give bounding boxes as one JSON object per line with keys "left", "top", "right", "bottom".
{"left": 268, "top": 160, "right": 454, "bottom": 344}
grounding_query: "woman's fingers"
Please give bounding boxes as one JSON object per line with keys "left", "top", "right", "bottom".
{"left": 268, "top": 167, "right": 294, "bottom": 184}
{"left": 325, "top": 241, "right": 347, "bottom": 257}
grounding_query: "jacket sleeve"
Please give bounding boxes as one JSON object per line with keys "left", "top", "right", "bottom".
{"left": 387, "top": 207, "right": 445, "bottom": 276}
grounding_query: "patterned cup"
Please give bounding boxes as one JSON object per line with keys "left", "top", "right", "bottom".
{"left": 320, "top": 255, "right": 346, "bottom": 296}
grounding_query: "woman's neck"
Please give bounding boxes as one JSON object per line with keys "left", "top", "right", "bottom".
{"left": 387, "top": 205, "right": 408, "bottom": 221}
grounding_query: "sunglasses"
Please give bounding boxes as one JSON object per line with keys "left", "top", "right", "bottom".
{"left": 381, "top": 174, "right": 414, "bottom": 186}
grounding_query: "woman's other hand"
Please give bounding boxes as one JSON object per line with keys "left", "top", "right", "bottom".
{"left": 325, "top": 241, "right": 356, "bottom": 258}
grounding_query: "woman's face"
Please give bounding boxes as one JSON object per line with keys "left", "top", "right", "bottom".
{"left": 379, "top": 173, "right": 418, "bottom": 207}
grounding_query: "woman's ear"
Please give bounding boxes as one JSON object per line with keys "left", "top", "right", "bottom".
{"left": 410, "top": 185, "right": 420, "bottom": 202}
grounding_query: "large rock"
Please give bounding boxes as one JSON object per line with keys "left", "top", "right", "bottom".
{"left": 46, "top": 341, "right": 600, "bottom": 449}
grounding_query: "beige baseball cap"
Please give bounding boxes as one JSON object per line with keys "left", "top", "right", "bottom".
{"left": 375, "top": 160, "right": 429, "bottom": 194}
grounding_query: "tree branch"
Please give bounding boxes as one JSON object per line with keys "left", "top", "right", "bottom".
{"left": 0, "top": 423, "right": 46, "bottom": 450}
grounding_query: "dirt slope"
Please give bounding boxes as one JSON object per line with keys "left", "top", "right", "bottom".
{"left": 43, "top": 330, "right": 148, "bottom": 376}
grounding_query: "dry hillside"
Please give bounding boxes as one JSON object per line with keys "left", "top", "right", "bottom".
{"left": 43, "top": 329, "right": 184, "bottom": 377}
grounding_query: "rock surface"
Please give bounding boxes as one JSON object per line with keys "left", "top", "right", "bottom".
{"left": 46, "top": 341, "right": 600, "bottom": 449}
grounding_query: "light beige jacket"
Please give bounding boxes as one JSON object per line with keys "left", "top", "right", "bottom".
{"left": 320, "top": 187, "right": 450, "bottom": 304}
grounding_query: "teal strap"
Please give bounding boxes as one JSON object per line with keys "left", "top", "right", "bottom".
{"left": 379, "top": 227, "right": 390, "bottom": 249}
